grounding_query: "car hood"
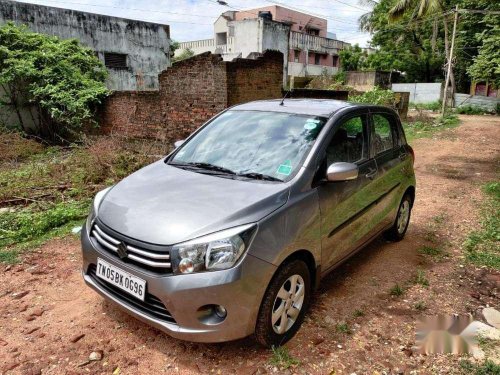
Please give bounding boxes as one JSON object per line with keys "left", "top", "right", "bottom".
{"left": 98, "top": 160, "right": 289, "bottom": 245}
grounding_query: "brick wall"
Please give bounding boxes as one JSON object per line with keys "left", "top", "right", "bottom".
{"left": 100, "top": 50, "right": 283, "bottom": 140}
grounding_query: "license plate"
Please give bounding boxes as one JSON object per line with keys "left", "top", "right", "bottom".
{"left": 96, "top": 258, "right": 146, "bottom": 301}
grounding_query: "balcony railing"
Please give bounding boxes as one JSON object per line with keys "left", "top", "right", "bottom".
{"left": 290, "top": 32, "right": 348, "bottom": 53}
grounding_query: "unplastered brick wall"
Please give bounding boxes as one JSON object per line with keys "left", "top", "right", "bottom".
{"left": 100, "top": 50, "right": 283, "bottom": 141}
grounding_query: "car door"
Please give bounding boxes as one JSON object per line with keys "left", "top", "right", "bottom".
{"left": 316, "top": 110, "right": 380, "bottom": 271}
{"left": 367, "top": 111, "right": 406, "bottom": 231}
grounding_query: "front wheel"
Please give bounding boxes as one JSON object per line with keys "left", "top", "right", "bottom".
{"left": 384, "top": 193, "right": 413, "bottom": 241}
{"left": 254, "top": 260, "right": 311, "bottom": 347}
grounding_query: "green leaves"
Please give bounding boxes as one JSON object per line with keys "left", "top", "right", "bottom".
{"left": 0, "top": 22, "right": 109, "bottom": 140}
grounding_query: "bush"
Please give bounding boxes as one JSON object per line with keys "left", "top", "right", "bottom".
{"left": 455, "top": 105, "right": 492, "bottom": 115}
{"left": 350, "top": 87, "right": 397, "bottom": 107}
{"left": 411, "top": 101, "right": 441, "bottom": 112}
{"left": 0, "top": 23, "right": 109, "bottom": 142}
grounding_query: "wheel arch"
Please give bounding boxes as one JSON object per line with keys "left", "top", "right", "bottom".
{"left": 278, "top": 249, "right": 320, "bottom": 290}
{"left": 404, "top": 185, "right": 416, "bottom": 207}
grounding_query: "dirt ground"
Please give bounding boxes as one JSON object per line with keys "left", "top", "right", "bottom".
{"left": 0, "top": 115, "right": 499, "bottom": 375}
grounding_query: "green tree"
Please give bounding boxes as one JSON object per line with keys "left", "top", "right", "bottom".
{"left": 0, "top": 23, "right": 109, "bottom": 141}
{"left": 467, "top": 25, "right": 500, "bottom": 87}
{"left": 339, "top": 45, "right": 367, "bottom": 71}
{"left": 172, "top": 48, "right": 195, "bottom": 63}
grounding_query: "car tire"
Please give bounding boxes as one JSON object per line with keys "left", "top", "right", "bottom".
{"left": 384, "top": 193, "right": 413, "bottom": 242}
{"left": 254, "top": 259, "right": 311, "bottom": 348}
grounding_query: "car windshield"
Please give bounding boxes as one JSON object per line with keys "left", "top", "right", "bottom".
{"left": 170, "top": 110, "right": 327, "bottom": 181}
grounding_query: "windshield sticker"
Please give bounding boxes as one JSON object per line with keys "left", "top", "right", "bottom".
{"left": 304, "top": 119, "right": 321, "bottom": 130}
{"left": 277, "top": 160, "right": 292, "bottom": 175}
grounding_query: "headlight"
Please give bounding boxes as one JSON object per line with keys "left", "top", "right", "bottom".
{"left": 85, "top": 187, "right": 112, "bottom": 233}
{"left": 172, "top": 224, "right": 257, "bottom": 274}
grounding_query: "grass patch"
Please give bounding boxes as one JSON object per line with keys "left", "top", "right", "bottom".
{"left": 410, "top": 101, "right": 441, "bottom": 112}
{"left": 455, "top": 105, "right": 494, "bottom": 115}
{"left": 419, "top": 245, "right": 445, "bottom": 258}
{"left": 335, "top": 322, "right": 352, "bottom": 334}
{"left": 403, "top": 114, "right": 460, "bottom": 143}
{"left": 413, "top": 269, "right": 430, "bottom": 287}
{"left": 353, "top": 309, "right": 364, "bottom": 317}
{"left": 460, "top": 359, "right": 500, "bottom": 375}
{"left": 464, "top": 182, "right": 500, "bottom": 269}
{"left": 414, "top": 301, "right": 427, "bottom": 311}
{"left": 0, "top": 134, "right": 171, "bottom": 264}
{"left": 389, "top": 284, "right": 405, "bottom": 297}
{"left": 269, "top": 346, "right": 300, "bottom": 369}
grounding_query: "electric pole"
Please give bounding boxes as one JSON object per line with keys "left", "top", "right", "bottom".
{"left": 442, "top": 5, "right": 459, "bottom": 114}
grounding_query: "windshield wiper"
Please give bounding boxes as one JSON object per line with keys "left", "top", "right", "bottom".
{"left": 236, "top": 172, "right": 283, "bottom": 182}
{"left": 170, "top": 161, "right": 236, "bottom": 175}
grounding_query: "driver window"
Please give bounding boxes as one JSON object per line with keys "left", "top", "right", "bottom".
{"left": 326, "top": 116, "right": 368, "bottom": 165}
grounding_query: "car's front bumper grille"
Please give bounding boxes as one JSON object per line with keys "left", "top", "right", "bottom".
{"left": 88, "top": 264, "right": 176, "bottom": 324}
{"left": 90, "top": 222, "right": 172, "bottom": 273}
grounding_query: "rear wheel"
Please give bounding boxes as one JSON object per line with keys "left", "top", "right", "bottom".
{"left": 254, "top": 260, "right": 311, "bottom": 347}
{"left": 384, "top": 193, "right": 413, "bottom": 241}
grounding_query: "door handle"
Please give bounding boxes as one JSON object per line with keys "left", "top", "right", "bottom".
{"left": 399, "top": 153, "right": 408, "bottom": 160}
{"left": 365, "top": 168, "right": 377, "bottom": 180}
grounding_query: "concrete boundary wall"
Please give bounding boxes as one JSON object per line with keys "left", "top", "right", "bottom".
{"left": 391, "top": 83, "right": 442, "bottom": 104}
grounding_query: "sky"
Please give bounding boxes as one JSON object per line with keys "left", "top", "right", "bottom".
{"left": 18, "top": 0, "right": 373, "bottom": 46}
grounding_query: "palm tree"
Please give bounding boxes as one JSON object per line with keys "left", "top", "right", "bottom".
{"left": 389, "top": 0, "right": 456, "bottom": 102}
{"left": 358, "top": 0, "right": 379, "bottom": 33}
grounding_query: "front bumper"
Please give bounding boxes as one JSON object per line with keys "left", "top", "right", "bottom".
{"left": 81, "top": 226, "right": 276, "bottom": 342}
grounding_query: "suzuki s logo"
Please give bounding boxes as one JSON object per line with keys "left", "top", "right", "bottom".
{"left": 117, "top": 242, "right": 128, "bottom": 259}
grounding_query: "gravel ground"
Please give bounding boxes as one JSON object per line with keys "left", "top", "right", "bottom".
{"left": 0, "top": 115, "right": 499, "bottom": 375}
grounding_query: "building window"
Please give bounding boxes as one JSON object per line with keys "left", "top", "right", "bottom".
{"left": 104, "top": 53, "right": 128, "bottom": 69}
{"left": 332, "top": 55, "right": 339, "bottom": 67}
{"left": 294, "top": 50, "right": 300, "bottom": 63}
{"left": 307, "top": 28, "right": 320, "bottom": 36}
{"left": 216, "top": 32, "right": 227, "bottom": 45}
{"left": 314, "top": 53, "right": 321, "bottom": 65}
{"left": 228, "top": 26, "right": 234, "bottom": 37}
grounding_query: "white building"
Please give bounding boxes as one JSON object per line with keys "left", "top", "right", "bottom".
{"left": 175, "top": 6, "right": 349, "bottom": 83}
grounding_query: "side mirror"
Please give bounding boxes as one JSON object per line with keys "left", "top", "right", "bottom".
{"left": 174, "top": 140, "right": 184, "bottom": 148}
{"left": 326, "top": 162, "right": 359, "bottom": 182}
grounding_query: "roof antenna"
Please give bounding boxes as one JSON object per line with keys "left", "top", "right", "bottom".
{"left": 280, "top": 90, "right": 291, "bottom": 106}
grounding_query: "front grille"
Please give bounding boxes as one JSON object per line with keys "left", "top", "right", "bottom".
{"left": 88, "top": 264, "right": 176, "bottom": 324}
{"left": 90, "top": 222, "right": 172, "bottom": 273}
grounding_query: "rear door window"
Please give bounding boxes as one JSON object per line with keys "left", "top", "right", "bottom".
{"left": 371, "top": 114, "right": 396, "bottom": 155}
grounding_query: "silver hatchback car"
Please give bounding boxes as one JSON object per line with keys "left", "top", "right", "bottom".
{"left": 81, "top": 99, "right": 415, "bottom": 347}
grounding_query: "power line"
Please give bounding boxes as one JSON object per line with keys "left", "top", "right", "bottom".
{"left": 16, "top": 0, "right": 217, "bottom": 24}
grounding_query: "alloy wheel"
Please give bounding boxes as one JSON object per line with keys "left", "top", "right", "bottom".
{"left": 397, "top": 200, "right": 411, "bottom": 234}
{"left": 272, "top": 274, "right": 305, "bottom": 334}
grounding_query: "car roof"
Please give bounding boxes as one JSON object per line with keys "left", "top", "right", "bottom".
{"left": 230, "top": 99, "right": 356, "bottom": 118}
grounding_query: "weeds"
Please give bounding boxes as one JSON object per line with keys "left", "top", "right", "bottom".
{"left": 411, "top": 101, "right": 441, "bottom": 112}
{"left": 390, "top": 284, "right": 405, "bottom": 296}
{"left": 353, "top": 309, "right": 364, "bottom": 317}
{"left": 0, "top": 134, "right": 171, "bottom": 263}
{"left": 459, "top": 359, "right": 500, "bottom": 375}
{"left": 414, "top": 301, "right": 427, "bottom": 311}
{"left": 269, "top": 346, "right": 300, "bottom": 369}
{"left": 335, "top": 322, "right": 352, "bottom": 334}
{"left": 403, "top": 113, "right": 460, "bottom": 143}
{"left": 464, "top": 182, "right": 500, "bottom": 270}
{"left": 419, "top": 245, "right": 445, "bottom": 257}
{"left": 413, "top": 269, "right": 430, "bottom": 287}
{"left": 455, "top": 105, "right": 493, "bottom": 115}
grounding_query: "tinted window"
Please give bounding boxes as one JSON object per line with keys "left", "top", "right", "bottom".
{"left": 326, "top": 116, "right": 367, "bottom": 165}
{"left": 372, "top": 114, "right": 394, "bottom": 155}
{"left": 171, "top": 110, "right": 327, "bottom": 181}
